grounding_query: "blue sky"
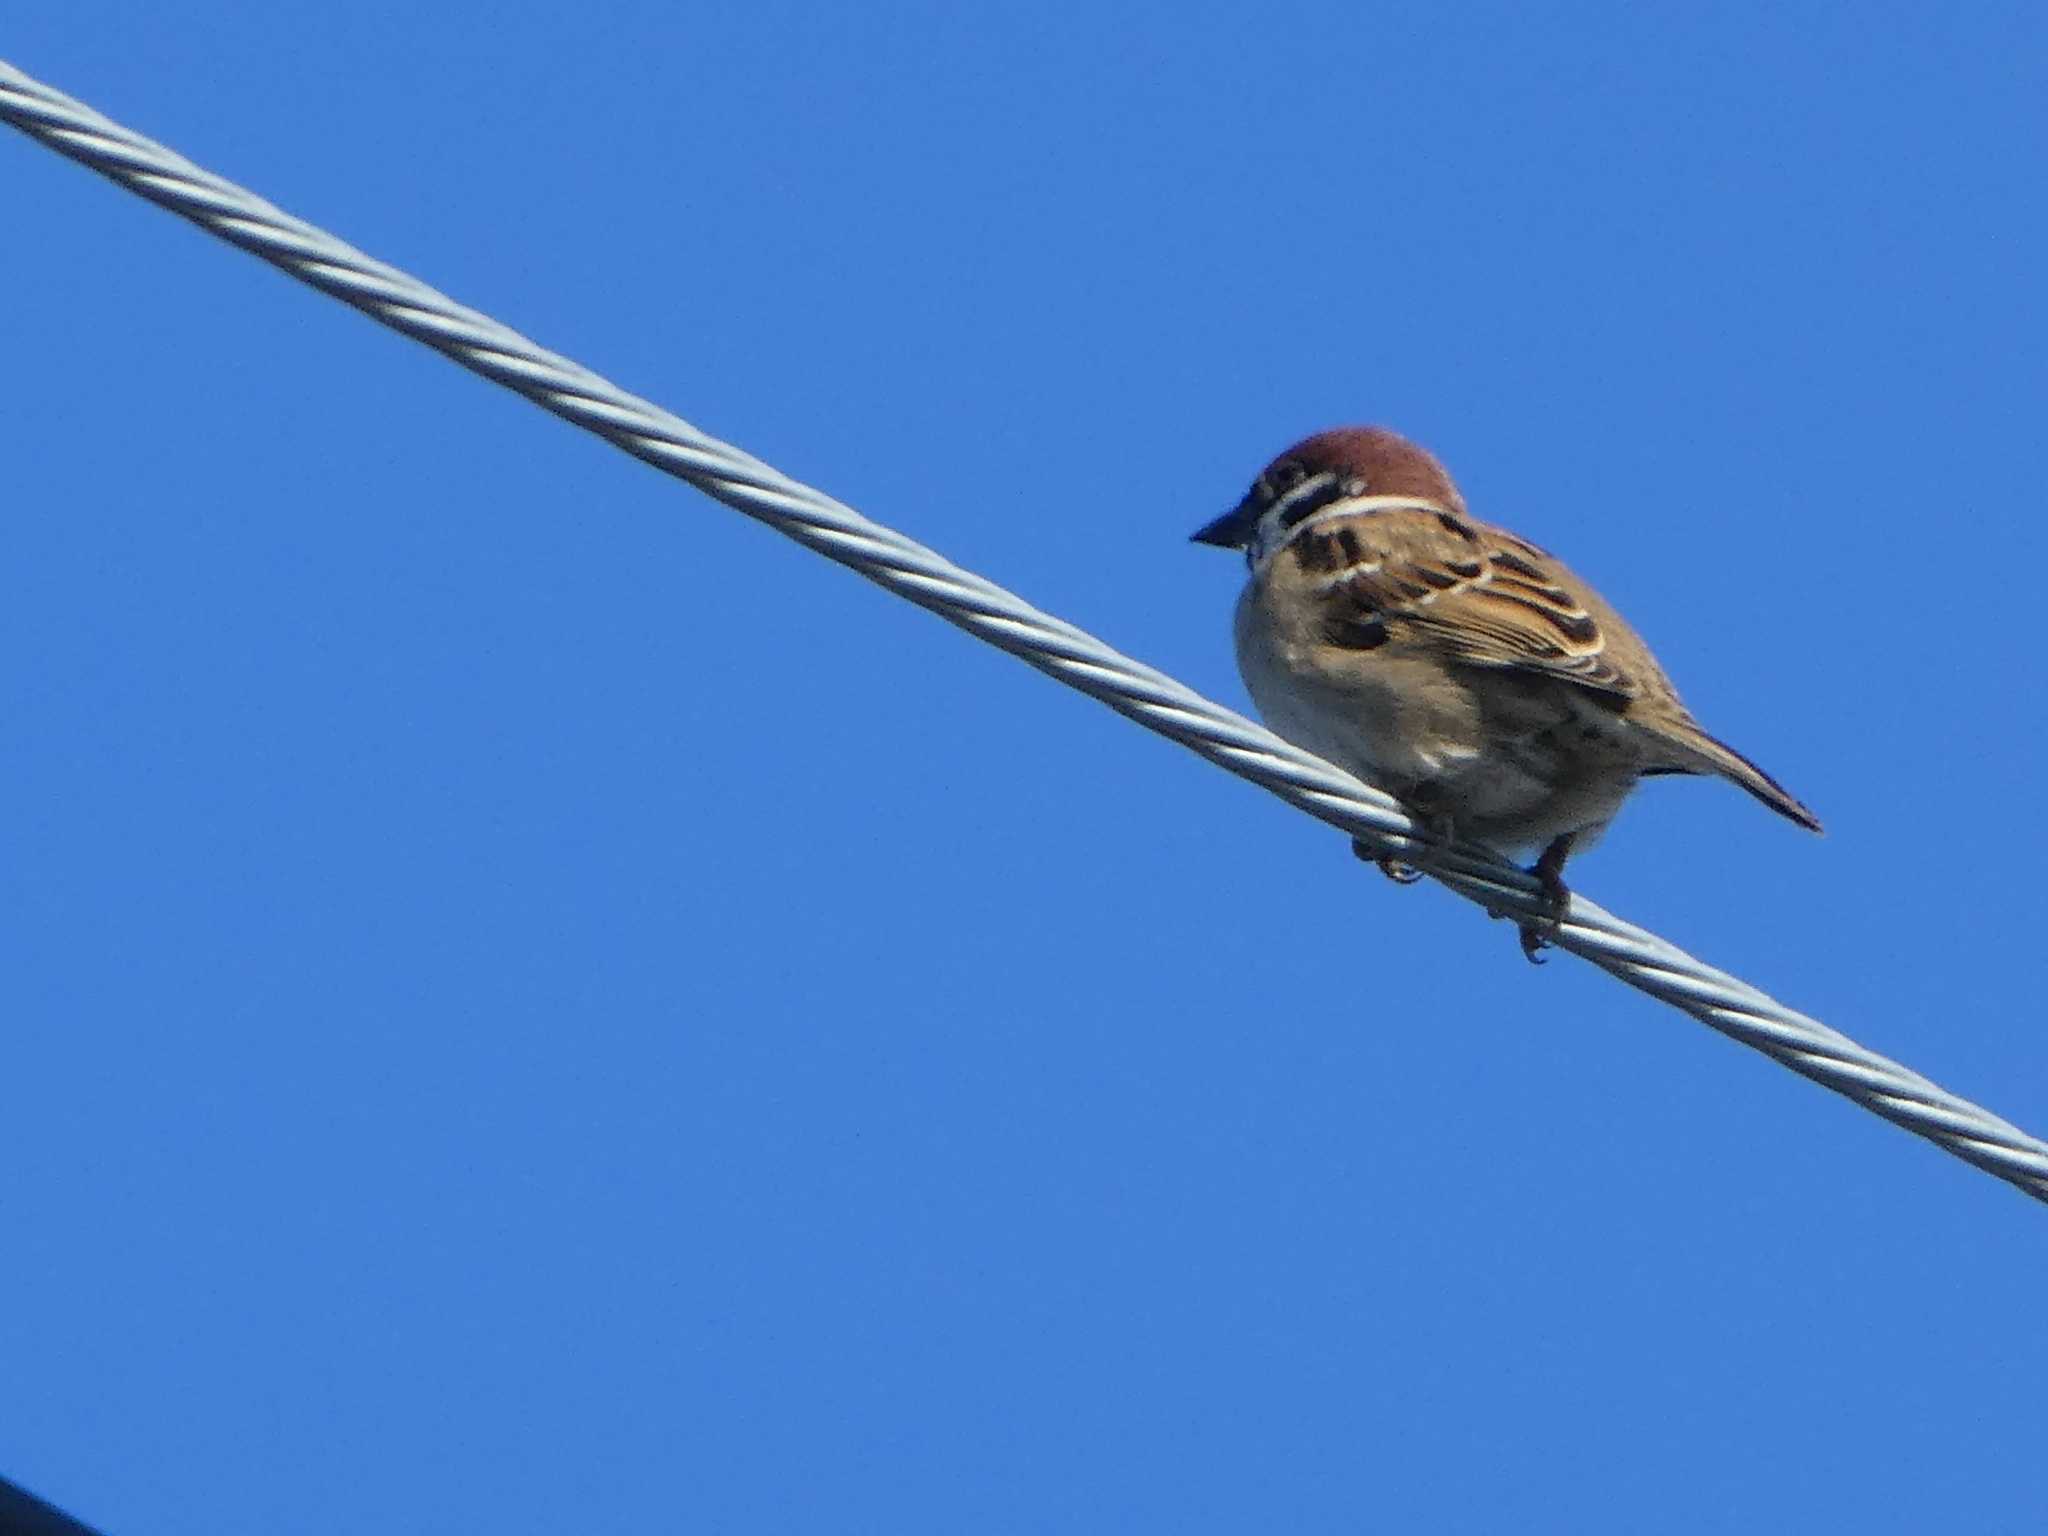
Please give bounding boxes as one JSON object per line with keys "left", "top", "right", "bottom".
{"left": 5, "top": 5, "right": 2046, "bottom": 1532}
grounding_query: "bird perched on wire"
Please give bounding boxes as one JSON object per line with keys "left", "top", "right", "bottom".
{"left": 1191, "top": 426, "right": 1820, "bottom": 960}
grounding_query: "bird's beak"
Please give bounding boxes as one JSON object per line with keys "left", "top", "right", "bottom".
{"left": 1190, "top": 498, "right": 1258, "bottom": 549}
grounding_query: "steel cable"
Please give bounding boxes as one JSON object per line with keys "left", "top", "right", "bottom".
{"left": 5, "top": 57, "right": 2042, "bottom": 1203}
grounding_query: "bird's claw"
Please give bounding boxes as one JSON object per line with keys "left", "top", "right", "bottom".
{"left": 1352, "top": 806, "right": 1455, "bottom": 887}
{"left": 1516, "top": 837, "right": 1575, "bottom": 966}
{"left": 1351, "top": 836, "right": 1431, "bottom": 885}
{"left": 1375, "top": 853, "right": 1424, "bottom": 884}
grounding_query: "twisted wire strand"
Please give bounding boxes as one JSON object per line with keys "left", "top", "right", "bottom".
{"left": 5, "top": 57, "right": 2043, "bottom": 1205}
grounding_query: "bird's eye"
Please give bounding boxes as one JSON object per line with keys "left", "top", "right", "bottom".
{"left": 1257, "top": 460, "right": 1308, "bottom": 503}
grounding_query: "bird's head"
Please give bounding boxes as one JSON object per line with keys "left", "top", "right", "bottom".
{"left": 1191, "top": 426, "right": 1465, "bottom": 567}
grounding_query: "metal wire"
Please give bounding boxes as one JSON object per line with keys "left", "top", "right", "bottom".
{"left": 5, "top": 55, "right": 2043, "bottom": 1205}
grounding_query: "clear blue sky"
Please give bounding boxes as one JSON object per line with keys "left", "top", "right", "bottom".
{"left": 6, "top": 6, "right": 2045, "bottom": 1533}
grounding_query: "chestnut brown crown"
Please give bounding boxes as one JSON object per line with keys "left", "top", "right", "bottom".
{"left": 1192, "top": 426, "right": 1466, "bottom": 550}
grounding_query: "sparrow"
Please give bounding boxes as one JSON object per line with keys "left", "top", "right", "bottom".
{"left": 1191, "top": 426, "right": 1820, "bottom": 960}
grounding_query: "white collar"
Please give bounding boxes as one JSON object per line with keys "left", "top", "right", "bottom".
{"left": 1250, "top": 493, "right": 1453, "bottom": 574}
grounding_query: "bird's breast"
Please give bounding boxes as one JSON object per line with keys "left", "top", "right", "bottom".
{"left": 1229, "top": 576, "right": 1644, "bottom": 853}
{"left": 1231, "top": 578, "right": 1485, "bottom": 788}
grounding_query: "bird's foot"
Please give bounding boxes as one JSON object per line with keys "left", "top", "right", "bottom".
{"left": 1352, "top": 806, "right": 1455, "bottom": 887}
{"left": 1516, "top": 835, "right": 1576, "bottom": 965}
{"left": 1374, "top": 851, "right": 1424, "bottom": 885}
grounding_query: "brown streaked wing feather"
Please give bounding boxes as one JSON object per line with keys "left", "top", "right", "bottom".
{"left": 1291, "top": 510, "right": 1637, "bottom": 700}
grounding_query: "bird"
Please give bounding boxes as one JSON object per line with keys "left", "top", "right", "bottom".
{"left": 1190, "top": 426, "right": 1820, "bottom": 960}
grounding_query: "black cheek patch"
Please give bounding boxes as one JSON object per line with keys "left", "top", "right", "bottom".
{"left": 1290, "top": 536, "right": 1331, "bottom": 574}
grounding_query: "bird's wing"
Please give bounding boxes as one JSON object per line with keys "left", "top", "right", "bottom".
{"left": 1282, "top": 505, "right": 1823, "bottom": 831}
{"left": 1287, "top": 507, "right": 1640, "bottom": 701}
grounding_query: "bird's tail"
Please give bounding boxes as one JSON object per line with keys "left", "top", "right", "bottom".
{"left": 1643, "top": 720, "right": 1823, "bottom": 833}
